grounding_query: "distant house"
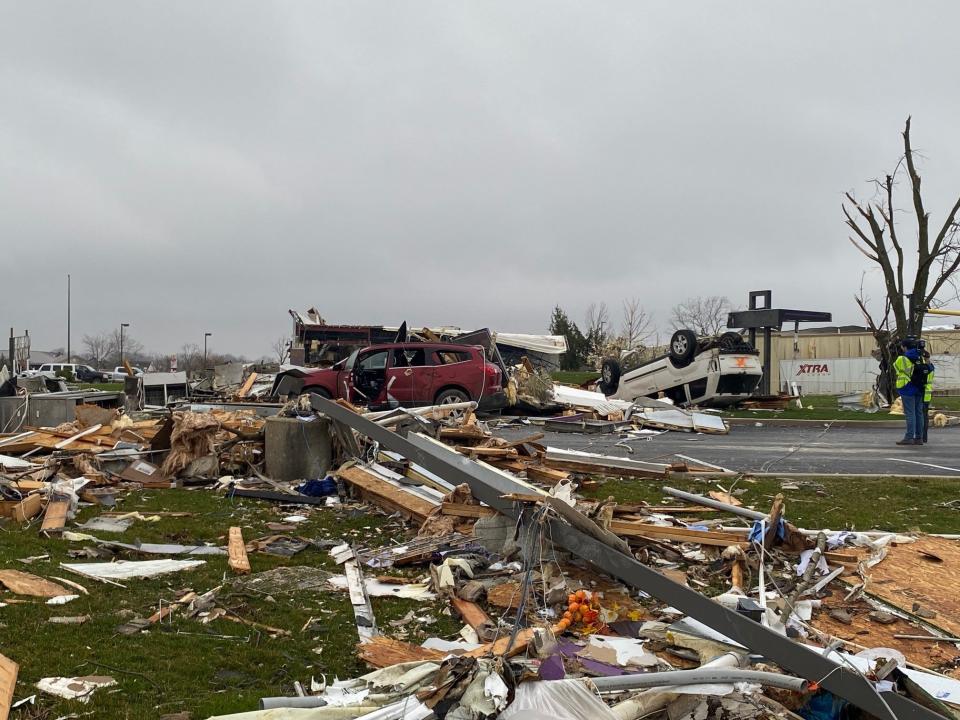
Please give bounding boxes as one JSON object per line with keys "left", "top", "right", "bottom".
{"left": 28, "top": 350, "right": 68, "bottom": 369}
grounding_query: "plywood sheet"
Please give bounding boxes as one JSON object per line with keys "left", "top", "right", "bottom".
{"left": 812, "top": 598, "right": 960, "bottom": 677}
{"left": 865, "top": 537, "right": 960, "bottom": 639}
{"left": 40, "top": 500, "right": 69, "bottom": 533}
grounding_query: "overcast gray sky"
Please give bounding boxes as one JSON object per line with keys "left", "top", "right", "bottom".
{"left": 2, "top": 2, "right": 958, "bottom": 360}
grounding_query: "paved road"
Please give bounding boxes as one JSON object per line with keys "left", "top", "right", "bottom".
{"left": 495, "top": 422, "right": 960, "bottom": 476}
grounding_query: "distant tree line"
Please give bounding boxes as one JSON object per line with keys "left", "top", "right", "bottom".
{"left": 79, "top": 331, "right": 248, "bottom": 373}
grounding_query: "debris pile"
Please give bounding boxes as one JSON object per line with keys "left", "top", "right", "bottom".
{"left": 0, "top": 384, "right": 957, "bottom": 720}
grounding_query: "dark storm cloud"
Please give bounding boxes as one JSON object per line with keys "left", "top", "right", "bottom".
{"left": 2, "top": 2, "right": 958, "bottom": 358}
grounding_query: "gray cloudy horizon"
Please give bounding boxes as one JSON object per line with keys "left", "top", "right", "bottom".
{"left": 2, "top": 2, "right": 959, "bottom": 361}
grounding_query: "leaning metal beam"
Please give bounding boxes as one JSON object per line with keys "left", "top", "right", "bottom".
{"left": 312, "top": 396, "right": 943, "bottom": 720}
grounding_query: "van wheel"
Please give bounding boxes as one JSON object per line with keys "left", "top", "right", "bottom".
{"left": 306, "top": 387, "right": 331, "bottom": 399}
{"left": 598, "top": 357, "right": 621, "bottom": 395}
{"left": 669, "top": 329, "right": 698, "bottom": 368}
{"left": 436, "top": 388, "right": 470, "bottom": 405}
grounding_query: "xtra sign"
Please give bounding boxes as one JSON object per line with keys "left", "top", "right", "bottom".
{"left": 795, "top": 363, "right": 830, "bottom": 375}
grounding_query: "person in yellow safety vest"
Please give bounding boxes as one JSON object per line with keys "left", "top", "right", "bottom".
{"left": 921, "top": 345, "right": 935, "bottom": 444}
{"left": 893, "top": 337, "right": 925, "bottom": 446}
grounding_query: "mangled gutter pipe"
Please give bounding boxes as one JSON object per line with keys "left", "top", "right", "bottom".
{"left": 589, "top": 668, "right": 808, "bottom": 693}
{"left": 310, "top": 396, "right": 945, "bottom": 720}
{"left": 610, "top": 652, "right": 744, "bottom": 720}
{"left": 662, "top": 486, "right": 766, "bottom": 521}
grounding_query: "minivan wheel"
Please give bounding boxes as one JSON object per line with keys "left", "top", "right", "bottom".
{"left": 436, "top": 388, "right": 470, "bottom": 405}
{"left": 669, "top": 329, "right": 698, "bottom": 368}
{"left": 598, "top": 357, "right": 621, "bottom": 395}
{"left": 306, "top": 387, "right": 331, "bottom": 399}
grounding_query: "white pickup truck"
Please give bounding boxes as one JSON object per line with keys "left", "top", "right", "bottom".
{"left": 109, "top": 366, "right": 145, "bottom": 382}
{"left": 598, "top": 330, "right": 762, "bottom": 407}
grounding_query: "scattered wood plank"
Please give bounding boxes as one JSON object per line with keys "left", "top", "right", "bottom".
{"left": 0, "top": 652, "right": 17, "bottom": 720}
{"left": 609, "top": 522, "right": 747, "bottom": 548}
{"left": 227, "top": 527, "right": 251, "bottom": 574}
{"left": 338, "top": 465, "right": 435, "bottom": 524}
{"left": 356, "top": 636, "right": 445, "bottom": 669}
{"left": 0, "top": 569, "right": 70, "bottom": 598}
{"left": 441, "top": 502, "right": 496, "bottom": 519}
{"left": 454, "top": 446, "right": 518, "bottom": 458}
{"left": 54, "top": 424, "right": 103, "bottom": 449}
{"left": 40, "top": 499, "right": 70, "bottom": 533}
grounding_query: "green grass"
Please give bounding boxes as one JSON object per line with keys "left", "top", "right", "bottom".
{"left": 76, "top": 382, "right": 124, "bottom": 392}
{"left": 582, "top": 475, "right": 960, "bottom": 534}
{"left": 0, "top": 490, "right": 460, "bottom": 719}
{"left": 723, "top": 394, "right": 960, "bottom": 421}
{"left": 550, "top": 371, "right": 600, "bottom": 386}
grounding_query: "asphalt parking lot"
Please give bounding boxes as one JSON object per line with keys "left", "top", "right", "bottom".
{"left": 497, "top": 422, "right": 960, "bottom": 476}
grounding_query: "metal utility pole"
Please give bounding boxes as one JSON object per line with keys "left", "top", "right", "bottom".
{"left": 67, "top": 274, "right": 71, "bottom": 363}
{"left": 120, "top": 323, "right": 129, "bottom": 365}
{"left": 204, "top": 332, "right": 212, "bottom": 369}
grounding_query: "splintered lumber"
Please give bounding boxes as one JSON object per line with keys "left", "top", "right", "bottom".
{"left": 0, "top": 652, "right": 17, "bottom": 720}
{"left": 228, "top": 527, "right": 251, "bottom": 574}
{"left": 236, "top": 372, "right": 258, "bottom": 398}
{"left": 763, "top": 494, "right": 785, "bottom": 550}
{"left": 337, "top": 465, "right": 435, "bottom": 523}
{"left": 463, "top": 627, "right": 537, "bottom": 658}
{"left": 0, "top": 570, "right": 70, "bottom": 598}
{"left": 609, "top": 522, "right": 747, "bottom": 548}
{"left": 40, "top": 499, "right": 70, "bottom": 533}
{"left": 356, "top": 636, "right": 444, "bottom": 669}
{"left": 450, "top": 597, "right": 495, "bottom": 640}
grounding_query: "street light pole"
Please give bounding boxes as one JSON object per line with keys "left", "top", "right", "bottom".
{"left": 67, "top": 274, "right": 71, "bottom": 363}
{"left": 204, "top": 332, "right": 212, "bottom": 369}
{"left": 120, "top": 323, "right": 129, "bottom": 366}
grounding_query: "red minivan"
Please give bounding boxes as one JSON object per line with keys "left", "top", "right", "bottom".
{"left": 299, "top": 342, "right": 506, "bottom": 411}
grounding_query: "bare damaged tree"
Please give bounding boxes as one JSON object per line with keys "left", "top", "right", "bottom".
{"left": 846, "top": 117, "right": 960, "bottom": 335}
{"left": 670, "top": 296, "right": 731, "bottom": 336}
{"left": 620, "top": 297, "right": 652, "bottom": 350}
{"left": 584, "top": 302, "right": 611, "bottom": 356}
{"left": 82, "top": 333, "right": 112, "bottom": 368}
{"left": 272, "top": 336, "right": 291, "bottom": 364}
{"left": 845, "top": 117, "right": 960, "bottom": 396}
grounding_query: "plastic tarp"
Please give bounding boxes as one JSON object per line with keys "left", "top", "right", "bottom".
{"left": 500, "top": 679, "right": 617, "bottom": 720}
